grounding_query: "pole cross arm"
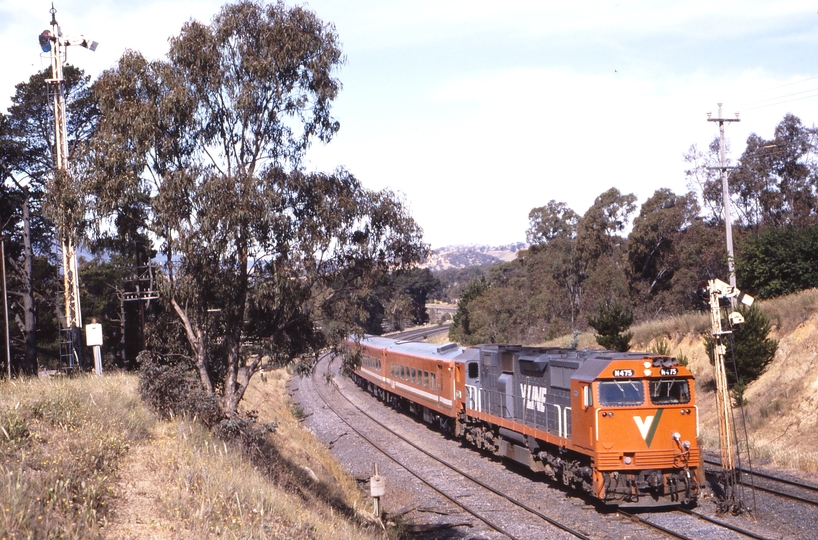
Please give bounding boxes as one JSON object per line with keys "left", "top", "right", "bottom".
{"left": 63, "top": 35, "right": 98, "bottom": 51}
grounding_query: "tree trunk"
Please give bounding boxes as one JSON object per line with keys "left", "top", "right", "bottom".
{"left": 223, "top": 233, "right": 250, "bottom": 417}
{"left": 171, "top": 297, "right": 213, "bottom": 394}
{"left": 21, "top": 195, "right": 37, "bottom": 375}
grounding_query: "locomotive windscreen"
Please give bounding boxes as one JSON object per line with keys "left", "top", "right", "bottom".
{"left": 649, "top": 379, "right": 691, "bottom": 404}
{"left": 598, "top": 379, "right": 645, "bottom": 406}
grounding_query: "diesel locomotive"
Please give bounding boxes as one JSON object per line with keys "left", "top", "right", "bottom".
{"left": 348, "top": 335, "right": 702, "bottom": 506}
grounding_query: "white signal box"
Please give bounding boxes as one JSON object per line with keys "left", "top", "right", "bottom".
{"left": 85, "top": 323, "right": 103, "bottom": 347}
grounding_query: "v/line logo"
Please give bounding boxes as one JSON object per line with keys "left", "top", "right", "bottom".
{"left": 633, "top": 409, "right": 664, "bottom": 448}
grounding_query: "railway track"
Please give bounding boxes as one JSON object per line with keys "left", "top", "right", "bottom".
{"left": 703, "top": 457, "right": 818, "bottom": 508}
{"left": 383, "top": 323, "right": 450, "bottom": 342}
{"left": 617, "top": 507, "right": 772, "bottom": 540}
{"left": 310, "top": 353, "right": 590, "bottom": 539}
{"left": 303, "top": 351, "right": 780, "bottom": 540}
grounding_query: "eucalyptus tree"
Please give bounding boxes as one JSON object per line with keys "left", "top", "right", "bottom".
{"left": 526, "top": 200, "right": 579, "bottom": 245}
{"left": 731, "top": 114, "right": 817, "bottom": 228}
{"left": 92, "top": 0, "right": 426, "bottom": 416}
{"left": 627, "top": 188, "right": 699, "bottom": 315}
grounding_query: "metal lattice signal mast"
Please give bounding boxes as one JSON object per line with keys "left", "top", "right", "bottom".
{"left": 39, "top": 4, "right": 97, "bottom": 366}
{"left": 707, "top": 104, "right": 740, "bottom": 289}
{"left": 706, "top": 279, "right": 753, "bottom": 508}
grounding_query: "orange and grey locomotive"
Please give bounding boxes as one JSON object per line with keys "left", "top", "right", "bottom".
{"left": 350, "top": 335, "right": 702, "bottom": 506}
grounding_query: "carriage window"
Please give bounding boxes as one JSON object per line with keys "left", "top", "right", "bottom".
{"left": 650, "top": 379, "right": 691, "bottom": 404}
{"left": 598, "top": 380, "right": 644, "bottom": 406}
{"left": 423, "top": 371, "right": 429, "bottom": 387}
{"left": 430, "top": 373, "right": 436, "bottom": 390}
{"left": 410, "top": 368, "right": 415, "bottom": 383}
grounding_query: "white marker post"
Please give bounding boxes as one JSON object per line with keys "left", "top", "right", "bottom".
{"left": 85, "top": 322, "right": 103, "bottom": 375}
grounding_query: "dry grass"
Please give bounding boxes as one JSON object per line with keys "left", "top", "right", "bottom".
{"left": 538, "top": 331, "right": 599, "bottom": 349}
{"left": 751, "top": 287, "right": 818, "bottom": 336}
{"left": 0, "top": 370, "right": 381, "bottom": 540}
{"left": 0, "top": 373, "right": 153, "bottom": 539}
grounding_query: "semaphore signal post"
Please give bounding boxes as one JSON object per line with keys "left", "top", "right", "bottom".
{"left": 39, "top": 4, "right": 97, "bottom": 370}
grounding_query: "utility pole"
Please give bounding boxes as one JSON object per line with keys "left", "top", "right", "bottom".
{"left": 39, "top": 4, "right": 97, "bottom": 369}
{"left": 707, "top": 104, "right": 740, "bottom": 289}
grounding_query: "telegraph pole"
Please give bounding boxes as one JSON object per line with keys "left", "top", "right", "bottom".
{"left": 707, "top": 104, "right": 740, "bottom": 289}
{"left": 39, "top": 4, "right": 97, "bottom": 369}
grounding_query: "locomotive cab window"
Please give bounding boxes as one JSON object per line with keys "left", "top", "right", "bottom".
{"left": 598, "top": 380, "right": 644, "bottom": 406}
{"left": 649, "top": 379, "right": 691, "bottom": 404}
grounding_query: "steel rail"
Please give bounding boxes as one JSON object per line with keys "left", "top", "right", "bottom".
{"left": 616, "top": 510, "right": 694, "bottom": 540}
{"left": 313, "top": 353, "right": 594, "bottom": 540}
{"left": 703, "top": 459, "right": 818, "bottom": 507}
{"left": 310, "top": 354, "right": 523, "bottom": 539}
{"left": 678, "top": 508, "right": 772, "bottom": 540}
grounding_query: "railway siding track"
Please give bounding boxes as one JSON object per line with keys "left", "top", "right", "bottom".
{"left": 703, "top": 457, "right": 818, "bottom": 507}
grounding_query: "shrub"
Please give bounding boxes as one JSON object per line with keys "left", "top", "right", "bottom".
{"left": 648, "top": 337, "right": 672, "bottom": 356}
{"left": 137, "top": 350, "right": 223, "bottom": 427}
{"left": 588, "top": 300, "right": 634, "bottom": 352}
{"left": 704, "top": 305, "right": 778, "bottom": 393}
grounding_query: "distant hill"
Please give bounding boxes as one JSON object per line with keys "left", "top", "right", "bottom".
{"left": 423, "top": 243, "right": 526, "bottom": 271}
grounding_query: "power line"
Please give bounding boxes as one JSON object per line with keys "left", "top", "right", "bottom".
{"left": 737, "top": 86, "right": 818, "bottom": 108}
{"left": 741, "top": 89, "right": 818, "bottom": 112}
{"left": 737, "top": 74, "right": 818, "bottom": 99}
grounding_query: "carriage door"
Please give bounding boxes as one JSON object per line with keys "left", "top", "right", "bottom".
{"left": 436, "top": 364, "right": 443, "bottom": 403}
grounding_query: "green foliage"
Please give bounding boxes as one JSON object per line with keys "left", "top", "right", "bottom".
{"left": 704, "top": 305, "right": 778, "bottom": 388}
{"left": 526, "top": 200, "right": 579, "bottom": 245}
{"left": 737, "top": 224, "right": 818, "bottom": 299}
{"left": 92, "top": 1, "right": 427, "bottom": 415}
{"left": 628, "top": 188, "right": 700, "bottom": 314}
{"left": 430, "top": 265, "right": 488, "bottom": 303}
{"left": 588, "top": 300, "right": 634, "bottom": 352}
{"left": 359, "top": 268, "right": 441, "bottom": 333}
{"left": 449, "top": 277, "right": 488, "bottom": 344}
{"left": 648, "top": 337, "right": 672, "bottom": 356}
{"left": 731, "top": 114, "right": 816, "bottom": 228}
{"left": 137, "top": 350, "right": 223, "bottom": 427}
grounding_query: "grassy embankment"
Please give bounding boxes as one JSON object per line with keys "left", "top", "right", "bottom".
{"left": 0, "top": 370, "right": 381, "bottom": 539}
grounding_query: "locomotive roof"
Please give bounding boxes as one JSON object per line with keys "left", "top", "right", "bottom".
{"left": 358, "top": 335, "right": 465, "bottom": 360}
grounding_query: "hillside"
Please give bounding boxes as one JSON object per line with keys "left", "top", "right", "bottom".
{"left": 422, "top": 243, "right": 525, "bottom": 271}
{"left": 630, "top": 289, "right": 818, "bottom": 473}
{"left": 0, "top": 372, "right": 381, "bottom": 539}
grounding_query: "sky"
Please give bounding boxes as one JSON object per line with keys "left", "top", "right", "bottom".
{"left": 2, "top": 1, "right": 818, "bottom": 249}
